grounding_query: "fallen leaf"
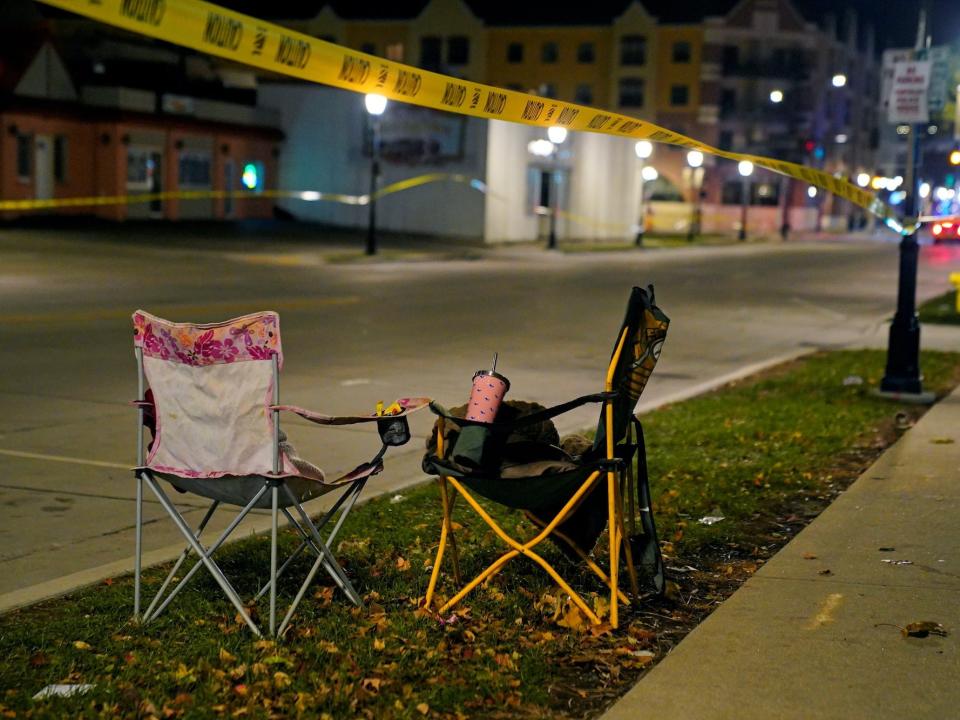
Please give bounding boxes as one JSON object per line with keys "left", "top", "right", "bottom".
{"left": 218, "top": 648, "right": 236, "bottom": 664}
{"left": 29, "top": 652, "right": 49, "bottom": 668}
{"left": 273, "top": 671, "right": 291, "bottom": 688}
{"left": 802, "top": 552, "right": 818, "bottom": 560}
{"left": 73, "top": 641, "right": 92, "bottom": 651}
{"left": 396, "top": 556, "right": 411, "bottom": 572}
{"left": 818, "top": 569, "right": 833, "bottom": 576}
{"left": 373, "top": 638, "right": 385, "bottom": 651}
{"left": 930, "top": 438, "right": 955, "bottom": 445}
{"left": 903, "top": 622, "right": 948, "bottom": 638}
{"left": 361, "top": 677, "right": 382, "bottom": 693}
{"left": 416, "top": 703, "right": 430, "bottom": 715}
{"left": 233, "top": 684, "right": 248, "bottom": 697}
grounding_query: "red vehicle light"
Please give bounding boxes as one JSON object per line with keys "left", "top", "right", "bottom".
{"left": 933, "top": 224, "right": 943, "bottom": 236}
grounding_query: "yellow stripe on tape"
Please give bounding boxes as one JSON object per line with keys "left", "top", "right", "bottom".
{"left": 34, "top": 0, "right": 907, "bottom": 233}
{"left": 0, "top": 174, "right": 484, "bottom": 211}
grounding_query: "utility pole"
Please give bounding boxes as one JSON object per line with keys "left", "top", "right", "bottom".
{"left": 879, "top": 0, "right": 933, "bottom": 399}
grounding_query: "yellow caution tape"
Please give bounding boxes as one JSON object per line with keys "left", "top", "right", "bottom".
{"left": 33, "top": 0, "right": 909, "bottom": 233}
{"left": 0, "top": 173, "right": 483, "bottom": 211}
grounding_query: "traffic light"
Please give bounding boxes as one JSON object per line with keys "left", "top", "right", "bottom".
{"left": 949, "top": 149, "right": 960, "bottom": 166}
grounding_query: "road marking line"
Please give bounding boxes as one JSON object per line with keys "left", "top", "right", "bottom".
{"left": 0, "top": 448, "right": 129, "bottom": 470}
{"left": 0, "top": 295, "right": 361, "bottom": 325}
{"left": 807, "top": 592, "right": 844, "bottom": 629}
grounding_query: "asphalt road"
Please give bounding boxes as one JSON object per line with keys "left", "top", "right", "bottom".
{"left": 2, "top": 225, "right": 959, "bottom": 605}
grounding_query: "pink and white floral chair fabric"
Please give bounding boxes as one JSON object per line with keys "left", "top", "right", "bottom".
{"left": 131, "top": 309, "right": 427, "bottom": 638}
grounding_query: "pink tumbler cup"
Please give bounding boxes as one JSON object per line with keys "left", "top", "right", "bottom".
{"left": 465, "top": 369, "right": 510, "bottom": 422}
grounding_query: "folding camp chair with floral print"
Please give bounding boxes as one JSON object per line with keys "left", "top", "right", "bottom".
{"left": 422, "top": 287, "right": 668, "bottom": 629}
{"left": 132, "top": 310, "right": 427, "bottom": 638}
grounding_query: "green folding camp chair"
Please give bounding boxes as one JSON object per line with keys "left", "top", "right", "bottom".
{"left": 423, "top": 286, "right": 668, "bottom": 628}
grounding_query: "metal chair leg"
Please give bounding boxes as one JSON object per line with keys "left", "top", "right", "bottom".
{"left": 144, "top": 476, "right": 266, "bottom": 633}
{"left": 270, "top": 484, "right": 279, "bottom": 636}
{"left": 143, "top": 500, "right": 219, "bottom": 621}
{"left": 134, "top": 472, "right": 143, "bottom": 620}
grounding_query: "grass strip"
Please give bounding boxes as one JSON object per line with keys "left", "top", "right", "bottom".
{"left": 1, "top": 349, "right": 958, "bottom": 719}
{"left": 917, "top": 290, "right": 960, "bottom": 325}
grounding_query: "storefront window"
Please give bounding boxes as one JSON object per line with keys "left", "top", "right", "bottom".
{"left": 17, "top": 134, "right": 32, "bottom": 181}
{"left": 178, "top": 152, "right": 212, "bottom": 188}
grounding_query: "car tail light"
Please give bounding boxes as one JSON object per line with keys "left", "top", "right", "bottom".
{"left": 933, "top": 224, "right": 943, "bottom": 236}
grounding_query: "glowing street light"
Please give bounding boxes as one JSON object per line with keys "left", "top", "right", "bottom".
{"left": 769, "top": 89, "right": 784, "bottom": 103}
{"left": 547, "top": 126, "right": 568, "bottom": 145}
{"left": 807, "top": 185, "right": 818, "bottom": 198}
{"left": 831, "top": 73, "right": 847, "bottom": 88}
{"left": 364, "top": 93, "right": 387, "bottom": 116}
{"left": 856, "top": 172, "right": 871, "bottom": 188}
{"left": 364, "top": 93, "right": 388, "bottom": 255}
{"left": 641, "top": 165, "right": 659, "bottom": 181}
{"left": 634, "top": 141, "right": 654, "bottom": 245}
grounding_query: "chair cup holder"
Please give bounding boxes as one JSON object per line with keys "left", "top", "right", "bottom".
{"left": 377, "top": 415, "right": 411, "bottom": 447}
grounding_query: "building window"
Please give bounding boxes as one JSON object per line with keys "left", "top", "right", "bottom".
{"left": 721, "top": 180, "right": 744, "bottom": 205}
{"left": 319, "top": 35, "right": 336, "bottom": 44}
{"left": 506, "top": 82, "right": 523, "bottom": 91}
{"left": 360, "top": 42, "right": 376, "bottom": 55}
{"left": 672, "top": 41, "right": 692, "bottom": 63}
{"left": 718, "top": 130, "right": 733, "bottom": 151}
{"left": 178, "top": 152, "right": 212, "bottom": 188}
{"left": 670, "top": 84, "right": 689, "bottom": 106}
{"left": 447, "top": 36, "right": 469, "bottom": 65}
{"left": 618, "top": 78, "right": 645, "bottom": 107}
{"left": 752, "top": 182, "right": 780, "bottom": 206}
{"left": 574, "top": 83, "right": 593, "bottom": 104}
{"left": 577, "top": 42, "right": 595, "bottom": 63}
{"left": 385, "top": 42, "right": 404, "bottom": 62}
{"left": 126, "top": 149, "right": 154, "bottom": 190}
{"left": 507, "top": 42, "right": 523, "bottom": 63}
{"left": 620, "top": 35, "right": 646, "bottom": 65}
{"left": 54, "top": 135, "right": 68, "bottom": 184}
{"left": 16, "top": 134, "right": 32, "bottom": 181}
{"left": 721, "top": 45, "right": 739, "bottom": 71}
{"left": 420, "top": 36, "right": 442, "bottom": 70}
{"left": 720, "top": 88, "right": 737, "bottom": 116}
{"left": 540, "top": 82, "right": 557, "bottom": 99}
{"left": 542, "top": 41, "right": 558, "bottom": 63}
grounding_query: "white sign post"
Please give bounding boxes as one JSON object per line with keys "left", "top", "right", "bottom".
{"left": 888, "top": 60, "right": 932, "bottom": 124}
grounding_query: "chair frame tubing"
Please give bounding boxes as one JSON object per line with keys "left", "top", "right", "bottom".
{"left": 424, "top": 327, "right": 639, "bottom": 629}
{"left": 132, "top": 351, "right": 365, "bottom": 638}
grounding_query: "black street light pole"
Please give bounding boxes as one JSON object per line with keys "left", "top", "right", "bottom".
{"left": 738, "top": 175, "right": 750, "bottom": 241}
{"left": 365, "top": 115, "right": 381, "bottom": 256}
{"left": 548, "top": 152, "right": 559, "bottom": 250}
{"left": 880, "top": 2, "right": 929, "bottom": 396}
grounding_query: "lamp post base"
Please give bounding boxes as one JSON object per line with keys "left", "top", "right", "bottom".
{"left": 880, "top": 315, "right": 923, "bottom": 395}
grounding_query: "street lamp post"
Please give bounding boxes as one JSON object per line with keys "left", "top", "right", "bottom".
{"left": 546, "top": 126, "right": 567, "bottom": 250}
{"left": 364, "top": 93, "right": 387, "bottom": 256}
{"left": 880, "top": 3, "right": 930, "bottom": 398}
{"left": 738, "top": 160, "right": 753, "bottom": 241}
{"left": 686, "top": 150, "right": 704, "bottom": 241}
{"left": 635, "top": 140, "right": 653, "bottom": 245}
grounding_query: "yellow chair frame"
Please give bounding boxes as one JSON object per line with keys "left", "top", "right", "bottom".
{"left": 424, "top": 328, "right": 642, "bottom": 628}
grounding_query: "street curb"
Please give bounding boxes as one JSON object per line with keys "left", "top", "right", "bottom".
{"left": 0, "top": 349, "right": 814, "bottom": 615}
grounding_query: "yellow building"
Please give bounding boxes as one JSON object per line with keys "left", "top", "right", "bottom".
{"left": 485, "top": 26, "right": 613, "bottom": 108}
{"left": 289, "top": 0, "right": 703, "bottom": 126}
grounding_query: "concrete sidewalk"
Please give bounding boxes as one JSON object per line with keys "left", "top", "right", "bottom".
{"left": 602, "top": 386, "right": 960, "bottom": 719}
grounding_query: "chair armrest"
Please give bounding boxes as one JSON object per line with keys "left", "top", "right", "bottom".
{"left": 429, "top": 392, "right": 616, "bottom": 432}
{"left": 273, "top": 397, "right": 430, "bottom": 426}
